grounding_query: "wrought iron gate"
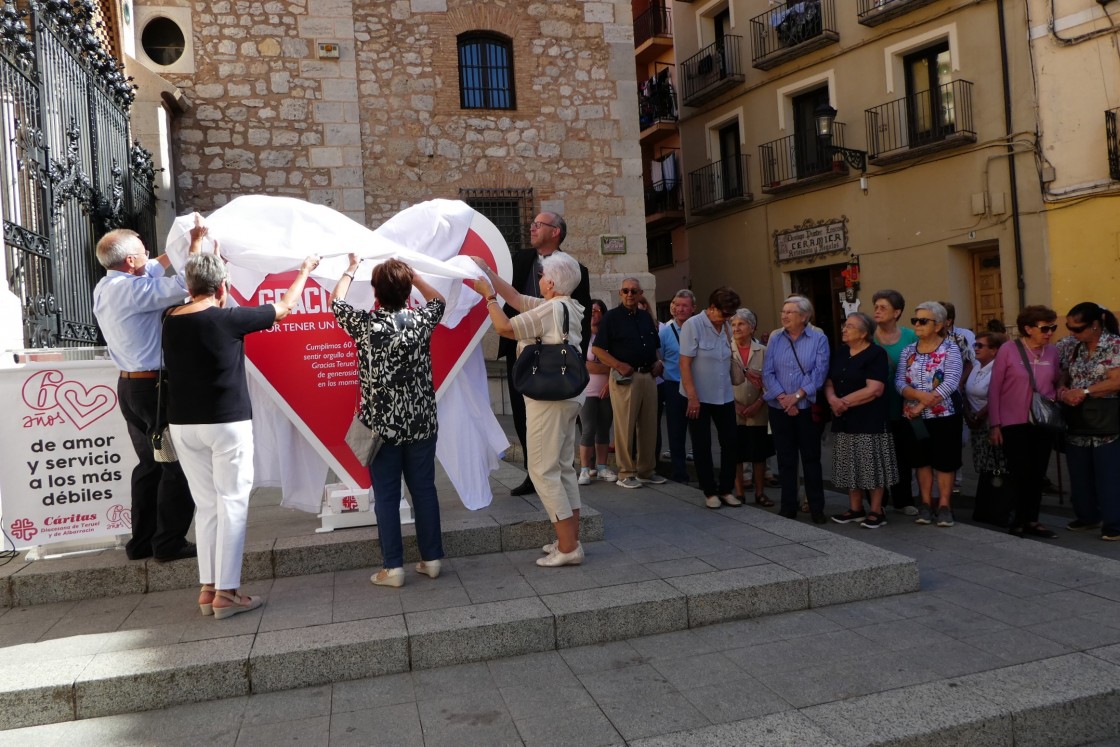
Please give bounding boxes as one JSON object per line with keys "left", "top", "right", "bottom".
{"left": 0, "top": 0, "right": 157, "bottom": 348}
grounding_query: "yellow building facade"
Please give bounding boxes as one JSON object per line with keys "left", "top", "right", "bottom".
{"left": 1026, "top": 0, "right": 1120, "bottom": 318}
{"left": 671, "top": 0, "right": 1047, "bottom": 340}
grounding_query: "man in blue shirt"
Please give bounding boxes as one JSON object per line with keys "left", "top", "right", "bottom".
{"left": 658, "top": 289, "right": 695, "bottom": 482}
{"left": 93, "top": 219, "right": 205, "bottom": 561}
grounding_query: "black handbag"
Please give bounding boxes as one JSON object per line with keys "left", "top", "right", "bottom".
{"left": 152, "top": 310, "right": 178, "bottom": 463}
{"left": 1064, "top": 397, "right": 1120, "bottom": 437}
{"left": 512, "top": 301, "right": 589, "bottom": 401}
{"left": 1016, "top": 341, "right": 1063, "bottom": 434}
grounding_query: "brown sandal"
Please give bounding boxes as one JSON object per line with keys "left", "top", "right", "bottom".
{"left": 754, "top": 494, "right": 775, "bottom": 508}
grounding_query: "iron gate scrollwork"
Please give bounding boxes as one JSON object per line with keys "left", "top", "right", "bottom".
{"left": 0, "top": 0, "right": 159, "bottom": 349}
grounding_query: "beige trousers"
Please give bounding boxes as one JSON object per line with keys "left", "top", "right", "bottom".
{"left": 525, "top": 397, "right": 582, "bottom": 521}
{"left": 609, "top": 371, "right": 659, "bottom": 479}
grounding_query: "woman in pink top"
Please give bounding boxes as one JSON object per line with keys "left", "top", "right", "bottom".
{"left": 988, "top": 305, "right": 1062, "bottom": 538}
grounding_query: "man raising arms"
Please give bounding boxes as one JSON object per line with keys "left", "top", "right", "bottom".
{"left": 92, "top": 217, "right": 206, "bottom": 561}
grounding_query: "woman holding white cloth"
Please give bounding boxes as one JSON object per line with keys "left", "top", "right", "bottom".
{"left": 165, "top": 252, "right": 319, "bottom": 619}
{"left": 471, "top": 253, "right": 587, "bottom": 567}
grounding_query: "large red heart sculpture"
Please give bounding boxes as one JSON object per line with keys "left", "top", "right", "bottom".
{"left": 231, "top": 212, "right": 511, "bottom": 488}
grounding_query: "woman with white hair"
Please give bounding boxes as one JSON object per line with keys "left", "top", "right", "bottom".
{"left": 896, "top": 301, "right": 964, "bottom": 527}
{"left": 762, "top": 295, "right": 830, "bottom": 522}
{"left": 164, "top": 251, "right": 320, "bottom": 618}
{"left": 730, "top": 308, "right": 774, "bottom": 506}
{"left": 472, "top": 252, "right": 588, "bottom": 567}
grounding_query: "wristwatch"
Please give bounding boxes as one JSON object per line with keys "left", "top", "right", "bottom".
{"left": 1083, "top": 388, "right": 1091, "bottom": 397}
{"left": 794, "top": 391, "right": 803, "bottom": 400}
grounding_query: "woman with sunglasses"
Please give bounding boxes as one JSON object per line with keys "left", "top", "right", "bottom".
{"left": 988, "top": 306, "right": 1062, "bottom": 537}
{"left": 895, "top": 302, "right": 963, "bottom": 527}
{"left": 1058, "top": 302, "right": 1120, "bottom": 540}
{"left": 963, "top": 331, "right": 1010, "bottom": 526}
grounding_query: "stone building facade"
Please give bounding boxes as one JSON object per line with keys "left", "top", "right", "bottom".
{"left": 130, "top": 0, "right": 650, "bottom": 302}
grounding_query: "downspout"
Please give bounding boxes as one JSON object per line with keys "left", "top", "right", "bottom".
{"left": 997, "top": 0, "right": 1027, "bottom": 309}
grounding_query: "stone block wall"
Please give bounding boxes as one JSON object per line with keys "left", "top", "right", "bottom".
{"left": 153, "top": 0, "right": 650, "bottom": 293}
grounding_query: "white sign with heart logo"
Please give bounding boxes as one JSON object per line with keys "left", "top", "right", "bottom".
{"left": 0, "top": 361, "right": 139, "bottom": 550}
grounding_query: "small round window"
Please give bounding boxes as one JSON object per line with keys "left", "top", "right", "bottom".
{"left": 141, "top": 17, "right": 185, "bottom": 66}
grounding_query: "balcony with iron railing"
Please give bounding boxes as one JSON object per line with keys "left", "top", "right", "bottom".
{"left": 680, "top": 36, "right": 745, "bottom": 108}
{"left": 689, "top": 154, "right": 753, "bottom": 214}
{"left": 857, "top": 0, "right": 940, "bottom": 27}
{"left": 750, "top": 0, "right": 838, "bottom": 71}
{"left": 638, "top": 63, "right": 678, "bottom": 146}
{"left": 865, "top": 79, "right": 976, "bottom": 166}
{"left": 1108, "top": 108, "right": 1120, "bottom": 181}
{"left": 759, "top": 122, "right": 849, "bottom": 193}
{"left": 645, "top": 179, "right": 685, "bottom": 229}
{"left": 634, "top": 5, "right": 673, "bottom": 63}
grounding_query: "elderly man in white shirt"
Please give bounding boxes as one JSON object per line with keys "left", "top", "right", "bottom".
{"left": 92, "top": 218, "right": 205, "bottom": 561}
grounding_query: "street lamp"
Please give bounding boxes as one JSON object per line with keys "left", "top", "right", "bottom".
{"left": 815, "top": 103, "right": 868, "bottom": 173}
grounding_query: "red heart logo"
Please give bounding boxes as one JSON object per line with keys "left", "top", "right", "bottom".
{"left": 232, "top": 213, "right": 510, "bottom": 488}
{"left": 54, "top": 380, "right": 118, "bottom": 431}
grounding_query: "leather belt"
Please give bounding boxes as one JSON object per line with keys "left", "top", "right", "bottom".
{"left": 634, "top": 366, "right": 655, "bottom": 374}
{"left": 120, "top": 370, "right": 160, "bottom": 379}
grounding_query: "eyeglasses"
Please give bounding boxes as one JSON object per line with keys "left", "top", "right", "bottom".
{"left": 910, "top": 317, "right": 936, "bottom": 326}
{"left": 973, "top": 342, "right": 988, "bottom": 349}
{"left": 530, "top": 221, "right": 558, "bottom": 230}
{"left": 1035, "top": 324, "right": 1059, "bottom": 334}
{"left": 620, "top": 288, "right": 642, "bottom": 295}
{"left": 1067, "top": 323, "right": 1090, "bottom": 334}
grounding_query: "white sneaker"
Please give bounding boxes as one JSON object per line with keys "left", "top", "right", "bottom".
{"left": 578, "top": 471, "right": 592, "bottom": 486}
{"left": 597, "top": 467, "right": 618, "bottom": 482}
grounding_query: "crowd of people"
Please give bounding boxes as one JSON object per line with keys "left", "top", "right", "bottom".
{"left": 94, "top": 209, "right": 1120, "bottom": 614}
{"left": 504, "top": 269, "right": 1118, "bottom": 545}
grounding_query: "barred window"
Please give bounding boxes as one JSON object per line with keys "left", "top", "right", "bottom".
{"left": 458, "top": 32, "right": 516, "bottom": 110}
{"left": 647, "top": 233, "right": 673, "bottom": 270}
{"left": 459, "top": 187, "right": 533, "bottom": 254}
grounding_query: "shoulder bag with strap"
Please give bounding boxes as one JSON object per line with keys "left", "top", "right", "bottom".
{"left": 151, "top": 309, "right": 178, "bottom": 462}
{"left": 512, "top": 300, "right": 589, "bottom": 401}
{"left": 344, "top": 317, "right": 384, "bottom": 465}
{"left": 786, "top": 332, "right": 830, "bottom": 424}
{"left": 1015, "top": 340, "right": 1063, "bottom": 434}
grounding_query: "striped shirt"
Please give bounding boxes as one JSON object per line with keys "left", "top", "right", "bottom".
{"left": 762, "top": 327, "right": 830, "bottom": 409}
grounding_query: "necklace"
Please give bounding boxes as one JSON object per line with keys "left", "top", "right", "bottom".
{"left": 876, "top": 326, "right": 900, "bottom": 345}
{"left": 1024, "top": 342, "right": 1044, "bottom": 364}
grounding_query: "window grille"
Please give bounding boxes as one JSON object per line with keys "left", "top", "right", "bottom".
{"left": 459, "top": 187, "right": 533, "bottom": 254}
{"left": 647, "top": 233, "right": 673, "bottom": 270}
{"left": 458, "top": 33, "right": 516, "bottom": 110}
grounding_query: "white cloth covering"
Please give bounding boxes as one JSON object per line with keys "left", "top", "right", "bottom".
{"left": 162, "top": 196, "right": 508, "bottom": 513}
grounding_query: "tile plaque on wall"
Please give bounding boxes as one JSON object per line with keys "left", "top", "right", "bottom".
{"left": 600, "top": 235, "right": 627, "bottom": 255}
{"left": 774, "top": 217, "right": 849, "bottom": 264}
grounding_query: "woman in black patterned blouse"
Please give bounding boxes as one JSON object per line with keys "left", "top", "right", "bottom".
{"left": 332, "top": 255, "right": 446, "bottom": 588}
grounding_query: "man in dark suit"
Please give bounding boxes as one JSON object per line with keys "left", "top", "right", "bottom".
{"left": 499, "top": 211, "right": 592, "bottom": 496}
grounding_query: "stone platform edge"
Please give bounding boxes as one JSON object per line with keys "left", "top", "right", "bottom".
{"left": 0, "top": 509, "right": 604, "bottom": 608}
{"left": 630, "top": 650, "right": 1120, "bottom": 747}
{"left": 0, "top": 540, "right": 919, "bottom": 729}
